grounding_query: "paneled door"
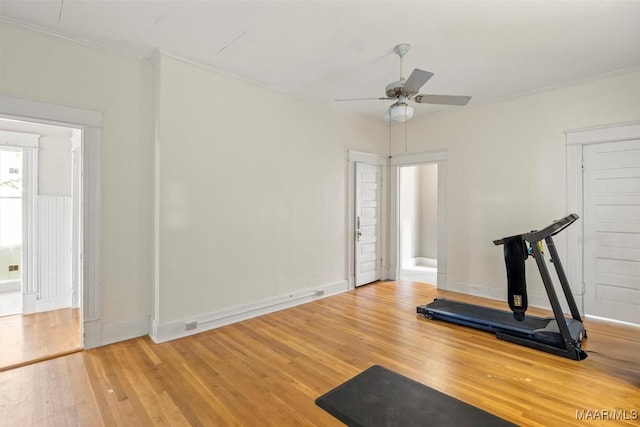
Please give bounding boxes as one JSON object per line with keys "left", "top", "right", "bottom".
{"left": 355, "top": 162, "right": 381, "bottom": 287}
{"left": 583, "top": 139, "right": 640, "bottom": 324}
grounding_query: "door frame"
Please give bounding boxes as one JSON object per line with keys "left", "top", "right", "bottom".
{"left": 390, "top": 150, "right": 447, "bottom": 286}
{"left": 565, "top": 121, "right": 640, "bottom": 316}
{"left": 348, "top": 151, "right": 387, "bottom": 289}
{"left": 0, "top": 95, "right": 103, "bottom": 348}
{"left": 71, "top": 129, "right": 83, "bottom": 309}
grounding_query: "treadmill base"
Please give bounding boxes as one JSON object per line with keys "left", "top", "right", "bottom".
{"left": 418, "top": 298, "right": 588, "bottom": 361}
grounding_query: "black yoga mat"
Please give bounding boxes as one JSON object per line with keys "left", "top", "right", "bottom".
{"left": 316, "top": 365, "right": 517, "bottom": 427}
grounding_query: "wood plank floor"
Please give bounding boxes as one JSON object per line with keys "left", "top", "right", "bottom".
{"left": 0, "top": 308, "right": 81, "bottom": 371}
{"left": 0, "top": 282, "right": 638, "bottom": 426}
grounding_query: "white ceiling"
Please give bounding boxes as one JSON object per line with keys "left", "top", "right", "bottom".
{"left": 2, "top": 1, "right": 640, "bottom": 121}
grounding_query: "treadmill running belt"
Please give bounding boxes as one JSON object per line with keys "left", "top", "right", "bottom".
{"left": 425, "top": 299, "right": 549, "bottom": 331}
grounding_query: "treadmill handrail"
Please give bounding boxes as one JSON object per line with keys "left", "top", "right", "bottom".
{"left": 525, "top": 213, "right": 578, "bottom": 243}
{"left": 494, "top": 214, "right": 578, "bottom": 245}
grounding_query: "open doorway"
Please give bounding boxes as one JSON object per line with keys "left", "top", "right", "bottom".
{"left": 0, "top": 118, "right": 83, "bottom": 371}
{"left": 398, "top": 164, "right": 438, "bottom": 285}
{"left": 390, "top": 150, "right": 447, "bottom": 287}
{"left": 0, "top": 148, "right": 23, "bottom": 316}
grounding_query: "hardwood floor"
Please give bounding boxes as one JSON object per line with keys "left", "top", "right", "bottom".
{"left": 0, "top": 308, "right": 82, "bottom": 371}
{"left": 0, "top": 282, "right": 638, "bottom": 426}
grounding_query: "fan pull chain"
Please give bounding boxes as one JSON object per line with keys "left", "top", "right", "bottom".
{"left": 389, "top": 109, "right": 392, "bottom": 156}
{"left": 404, "top": 104, "right": 408, "bottom": 152}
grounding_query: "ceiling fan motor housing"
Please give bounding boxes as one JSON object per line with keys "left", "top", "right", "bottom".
{"left": 385, "top": 80, "right": 405, "bottom": 98}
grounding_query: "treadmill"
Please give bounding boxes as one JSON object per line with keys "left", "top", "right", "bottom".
{"left": 417, "top": 214, "right": 588, "bottom": 361}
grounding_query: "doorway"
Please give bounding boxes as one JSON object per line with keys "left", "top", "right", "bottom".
{"left": 389, "top": 150, "right": 447, "bottom": 287}
{"left": 354, "top": 162, "right": 382, "bottom": 287}
{"left": 582, "top": 138, "right": 640, "bottom": 325}
{"left": 566, "top": 121, "right": 640, "bottom": 326}
{"left": 0, "top": 118, "right": 83, "bottom": 370}
{"left": 0, "top": 148, "right": 23, "bottom": 316}
{"left": 398, "top": 164, "right": 438, "bottom": 285}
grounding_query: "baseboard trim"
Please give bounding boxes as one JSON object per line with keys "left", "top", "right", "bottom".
{"left": 22, "top": 293, "right": 37, "bottom": 314}
{"left": 402, "top": 257, "right": 437, "bottom": 269}
{"left": 436, "top": 271, "right": 446, "bottom": 288}
{"left": 445, "top": 280, "right": 506, "bottom": 300}
{"left": 102, "top": 316, "right": 150, "bottom": 346}
{"left": 83, "top": 319, "right": 102, "bottom": 349}
{"left": 445, "top": 280, "right": 573, "bottom": 313}
{"left": 36, "top": 295, "right": 72, "bottom": 313}
{"left": 585, "top": 314, "right": 640, "bottom": 328}
{"left": 82, "top": 316, "right": 150, "bottom": 349}
{"left": 150, "top": 280, "right": 349, "bottom": 344}
{"left": 0, "top": 279, "right": 20, "bottom": 293}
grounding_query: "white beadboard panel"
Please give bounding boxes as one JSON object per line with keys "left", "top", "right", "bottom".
{"left": 36, "top": 195, "right": 72, "bottom": 306}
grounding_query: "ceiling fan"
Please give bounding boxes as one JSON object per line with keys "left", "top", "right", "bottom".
{"left": 336, "top": 44, "right": 472, "bottom": 122}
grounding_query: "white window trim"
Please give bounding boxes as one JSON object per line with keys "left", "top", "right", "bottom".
{"left": 0, "top": 130, "right": 40, "bottom": 148}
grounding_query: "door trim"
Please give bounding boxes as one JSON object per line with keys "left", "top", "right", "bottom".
{"left": 565, "top": 121, "right": 640, "bottom": 312}
{"left": 347, "top": 151, "right": 387, "bottom": 289}
{"left": 1, "top": 95, "right": 102, "bottom": 348}
{"left": 390, "top": 150, "right": 447, "bottom": 287}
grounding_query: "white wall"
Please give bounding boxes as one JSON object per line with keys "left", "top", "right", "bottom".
{"left": 419, "top": 164, "right": 438, "bottom": 259}
{"left": 399, "top": 166, "right": 420, "bottom": 262}
{"left": 392, "top": 70, "right": 640, "bottom": 303}
{"left": 0, "top": 22, "right": 154, "bottom": 337}
{"left": 38, "top": 135, "right": 72, "bottom": 196}
{"left": 0, "top": 22, "right": 388, "bottom": 344}
{"left": 154, "top": 54, "right": 387, "bottom": 327}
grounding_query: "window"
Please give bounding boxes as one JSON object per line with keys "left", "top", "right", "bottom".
{"left": 0, "top": 148, "right": 22, "bottom": 248}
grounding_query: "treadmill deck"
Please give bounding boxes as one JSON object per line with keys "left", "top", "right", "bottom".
{"left": 417, "top": 298, "right": 551, "bottom": 336}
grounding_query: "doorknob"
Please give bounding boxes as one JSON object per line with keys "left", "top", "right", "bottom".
{"left": 356, "top": 230, "right": 362, "bottom": 241}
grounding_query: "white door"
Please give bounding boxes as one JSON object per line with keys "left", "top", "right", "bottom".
{"left": 583, "top": 139, "right": 640, "bottom": 324}
{"left": 355, "top": 162, "right": 381, "bottom": 287}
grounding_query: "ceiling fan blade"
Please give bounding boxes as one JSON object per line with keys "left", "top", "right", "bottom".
{"left": 414, "top": 94, "right": 471, "bottom": 106}
{"left": 402, "top": 69, "right": 434, "bottom": 95}
{"left": 335, "top": 97, "right": 390, "bottom": 101}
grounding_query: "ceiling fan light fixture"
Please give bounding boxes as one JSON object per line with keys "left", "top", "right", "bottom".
{"left": 389, "top": 103, "right": 414, "bottom": 122}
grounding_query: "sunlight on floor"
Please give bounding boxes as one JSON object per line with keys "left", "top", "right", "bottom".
{"left": 0, "top": 290, "right": 21, "bottom": 317}
{"left": 401, "top": 265, "right": 437, "bottom": 285}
